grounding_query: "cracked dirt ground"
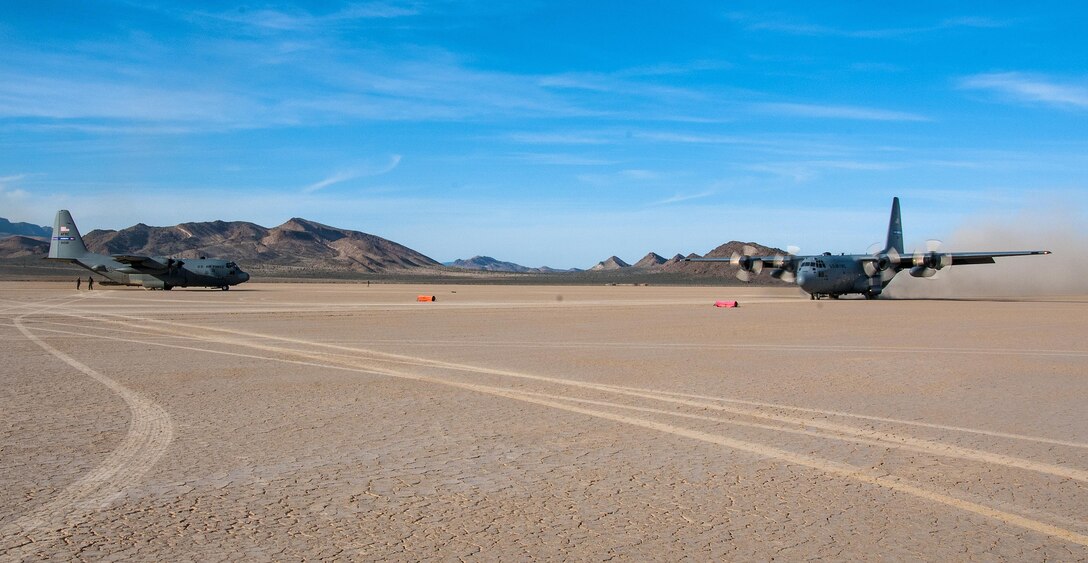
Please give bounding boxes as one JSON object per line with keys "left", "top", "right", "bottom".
{"left": 1, "top": 282, "right": 1086, "bottom": 560}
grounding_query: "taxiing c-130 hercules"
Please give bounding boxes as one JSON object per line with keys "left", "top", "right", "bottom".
{"left": 47, "top": 210, "right": 250, "bottom": 290}
{"left": 686, "top": 197, "right": 1050, "bottom": 300}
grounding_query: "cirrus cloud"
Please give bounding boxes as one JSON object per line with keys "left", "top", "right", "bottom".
{"left": 959, "top": 72, "right": 1088, "bottom": 110}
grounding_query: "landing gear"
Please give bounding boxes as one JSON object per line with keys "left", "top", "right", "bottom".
{"left": 163, "top": 285, "right": 173, "bottom": 291}
{"left": 810, "top": 292, "right": 842, "bottom": 300}
{"left": 220, "top": 286, "right": 230, "bottom": 291}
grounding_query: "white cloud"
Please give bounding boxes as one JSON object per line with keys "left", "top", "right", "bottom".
{"left": 939, "top": 16, "right": 1006, "bottom": 29}
{"left": 0, "top": 71, "right": 254, "bottom": 123}
{"left": 302, "top": 171, "right": 360, "bottom": 194}
{"left": 508, "top": 132, "right": 616, "bottom": 145}
{"left": 652, "top": 190, "right": 716, "bottom": 205}
{"left": 744, "top": 159, "right": 897, "bottom": 183}
{"left": 197, "top": 2, "right": 419, "bottom": 31}
{"left": 508, "top": 153, "right": 617, "bottom": 166}
{"left": 733, "top": 13, "right": 1008, "bottom": 38}
{"left": 302, "top": 155, "right": 402, "bottom": 193}
{"left": 754, "top": 102, "right": 929, "bottom": 121}
{"left": 0, "top": 176, "right": 35, "bottom": 221}
{"left": 0, "top": 173, "right": 31, "bottom": 185}
{"left": 959, "top": 72, "right": 1088, "bottom": 110}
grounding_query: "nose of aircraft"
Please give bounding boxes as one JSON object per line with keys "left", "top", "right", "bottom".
{"left": 239, "top": 271, "right": 250, "bottom": 283}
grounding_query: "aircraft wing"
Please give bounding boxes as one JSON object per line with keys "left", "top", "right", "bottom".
{"left": 892, "top": 250, "right": 1050, "bottom": 268}
{"left": 111, "top": 255, "right": 175, "bottom": 273}
{"left": 943, "top": 250, "right": 1050, "bottom": 265}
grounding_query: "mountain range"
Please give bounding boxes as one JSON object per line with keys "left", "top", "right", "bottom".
{"left": 0, "top": 217, "right": 441, "bottom": 274}
{"left": 0, "top": 215, "right": 784, "bottom": 280}
{"left": 446, "top": 255, "right": 583, "bottom": 273}
{"left": 0, "top": 218, "right": 51, "bottom": 239}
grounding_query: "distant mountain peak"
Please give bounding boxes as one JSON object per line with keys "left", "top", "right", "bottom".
{"left": 281, "top": 217, "right": 323, "bottom": 229}
{"left": 450, "top": 255, "right": 533, "bottom": 273}
{"left": 589, "top": 255, "right": 631, "bottom": 271}
{"left": 704, "top": 240, "right": 784, "bottom": 258}
{"left": 634, "top": 252, "right": 668, "bottom": 269}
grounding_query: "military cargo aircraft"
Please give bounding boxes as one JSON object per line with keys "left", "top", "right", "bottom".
{"left": 687, "top": 197, "right": 1050, "bottom": 299}
{"left": 47, "top": 210, "right": 250, "bottom": 290}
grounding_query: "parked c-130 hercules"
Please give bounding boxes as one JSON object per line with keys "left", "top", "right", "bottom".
{"left": 687, "top": 197, "right": 1050, "bottom": 300}
{"left": 47, "top": 210, "right": 250, "bottom": 290}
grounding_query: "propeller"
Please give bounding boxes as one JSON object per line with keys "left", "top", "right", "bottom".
{"left": 862, "top": 246, "right": 901, "bottom": 282}
{"left": 770, "top": 245, "right": 800, "bottom": 283}
{"left": 860, "top": 245, "right": 901, "bottom": 299}
{"left": 910, "top": 239, "right": 952, "bottom": 278}
{"left": 730, "top": 245, "right": 763, "bottom": 282}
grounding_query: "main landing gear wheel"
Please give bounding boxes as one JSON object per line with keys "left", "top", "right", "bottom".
{"left": 220, "top": 286, "right": 230, "bottom": 291}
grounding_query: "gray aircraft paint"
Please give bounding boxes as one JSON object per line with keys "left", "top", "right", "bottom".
{"left": 687, "top": 197, "right": 1050, "bottom": 300}
{"left": 48, "top": 210, "right": 250, "bottom": 290}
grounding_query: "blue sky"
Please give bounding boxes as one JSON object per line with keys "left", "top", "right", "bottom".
{"left": 1, "top": 2, "right": 1086, "bottom": 268}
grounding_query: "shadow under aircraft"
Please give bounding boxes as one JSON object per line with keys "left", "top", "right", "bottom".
{"left": 47, "top": 210, "right": 250, "bottom": 290}
{"left": 687, "top": 197, "right": 1050, "bottom": 300}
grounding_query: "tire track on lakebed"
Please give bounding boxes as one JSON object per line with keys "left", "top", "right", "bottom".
{"left": 1, "top": 298, "right": 174, "bottom": 556}
{"left": 21, "top": 308, "right": 1088, "bottom": 548}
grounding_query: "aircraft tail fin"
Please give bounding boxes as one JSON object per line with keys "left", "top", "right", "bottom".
{"left": 48, "top": 209, "right": 90, "bottom": 260}
{"left": 884, "top": 197, "right": 904, "bottom": 255}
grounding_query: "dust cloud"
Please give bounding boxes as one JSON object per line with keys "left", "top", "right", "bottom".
{"left": 885, "top": 207, "right": 1088, "bottom": 299}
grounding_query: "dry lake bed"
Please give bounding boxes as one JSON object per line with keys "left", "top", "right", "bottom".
{"left": 1, "top": 282, "right": 1086, "bottom": 560}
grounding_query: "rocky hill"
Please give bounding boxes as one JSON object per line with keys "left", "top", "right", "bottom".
{"left": 633, "top": 252, "right": 668, "bottom": 269}
{"left": 448, "top": 256, "right": 585, "bottom": 273}
{"left": 589, "top": 256, "right": 631, "bottom": 271}
{"left": 659, "top": 241, "right": 787, "bottom": 276}
{"left": 449, "top": 256, "right": 535, "bottom": 273}
{"left": 79, "top": 217, "right": 441, "bottom": 273}
{"left": 0, "top": 235, "right": 49, "bottom": 257}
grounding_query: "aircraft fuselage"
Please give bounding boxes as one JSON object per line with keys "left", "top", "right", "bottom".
{"left": 101, "top": 257, "right": 248, "bottom": 289}
{"left": 56, "top": 253, "right": 249, "bottom": 290}
{"left": 795, "top": 254, "right": 879, "bottom": 298}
